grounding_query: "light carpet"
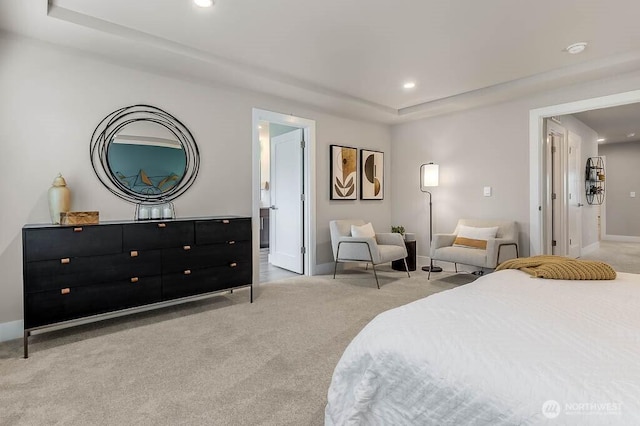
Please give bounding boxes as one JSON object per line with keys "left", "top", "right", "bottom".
{"left": 0, "top": 267, "right": 472, "bottom": 426}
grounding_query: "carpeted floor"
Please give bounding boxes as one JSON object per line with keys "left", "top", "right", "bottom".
{"left": 580, "top": 240, "right": 640, "bottom": 274}
{"left": 0, "top": 266, "right": 473, "bottom": 426}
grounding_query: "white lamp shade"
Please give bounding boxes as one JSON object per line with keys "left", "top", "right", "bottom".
{"left": 421, "top": 163, "right": 439, "bottom": 189}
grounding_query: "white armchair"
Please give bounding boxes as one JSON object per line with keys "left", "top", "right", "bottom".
{"left": 330, "top": 219, "right": 409, "bottom": 288}
{"left": 428, "top": 219, "right": 519, "bottom": 279}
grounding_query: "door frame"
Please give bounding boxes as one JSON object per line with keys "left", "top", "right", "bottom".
{"left": 529, "top": 89, "right": 640, "bottom": 255}
{"left": 545, "top": 119, "right": 567, "bottom": 255}
{"left": 252, "top": 108, "right": 316, "bottom": 284}
{"left": 567, "top": 130, "right": 582, "bottom": 258}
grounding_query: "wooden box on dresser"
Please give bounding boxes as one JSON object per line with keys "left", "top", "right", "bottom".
{"left": 22, "top": 216, "right": 252, "bottom": 358}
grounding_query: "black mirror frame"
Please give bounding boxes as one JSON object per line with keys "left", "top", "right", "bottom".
{"left": 90, "top": 105, "right": 200, "bottom": 204}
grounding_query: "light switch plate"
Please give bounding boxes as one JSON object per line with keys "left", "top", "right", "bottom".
{"left": 631, "top": 192, "right": 636, "bottom": 198}
{"left": 484, "top": 186, "right": 492, "bottom": 197}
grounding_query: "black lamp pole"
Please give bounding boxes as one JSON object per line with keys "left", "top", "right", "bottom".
{"left": 420, "top": 164, "right": 442, "bottom": 273}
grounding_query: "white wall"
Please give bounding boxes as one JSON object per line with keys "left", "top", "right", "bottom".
{"left": 0, "top": 34, "right": 391, "bottom": 328}
{"left": 598, "top": 141, "right": 640, "bottom": 238}
{"left": 556, "top": 114, "right": 599, "bottom": 249}
{"left": 391, "top": 102, "right": 530, "bottom": 261}
{"left": 391, "top": 68, "right": 640, "bottom": 262}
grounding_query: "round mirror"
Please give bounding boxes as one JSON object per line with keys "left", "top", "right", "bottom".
{"left": 91, "top": 105, "right": 199, "bottom": 204}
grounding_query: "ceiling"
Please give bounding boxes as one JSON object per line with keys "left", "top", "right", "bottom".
{"left": 574, "top": 103, "right": 640, "bottom": 144}
{"left": 3, "top": 0, "right": 640, "bottom": 123}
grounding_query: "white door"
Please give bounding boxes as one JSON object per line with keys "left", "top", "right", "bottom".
{"left": 269, "top": 129, "right": 304, "bottom": 274}
{"left": 567, "top": 131, "right": 582, "bottom": 258}
{"left": 547, "top": 120, "right": 566, "bottom": 256}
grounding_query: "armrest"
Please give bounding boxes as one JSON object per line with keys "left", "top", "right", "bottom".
{"left": 431, "top": 234, "right": 456, "bottom": 253}
{"left": 336, "top": 236, "right": 380, "bottom": 263}
{"left": 486, "top": 238, "right": 518, "bottom": 267}
{"left": 375, "top": 232, "right": 405, "bottom": 247}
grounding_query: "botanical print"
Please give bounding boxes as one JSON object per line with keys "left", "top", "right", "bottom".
{"left": 330, "top": 145, "right": 357, "bottom": 200}
{"left": 361, "top": 149, "right": 383, "bottom": 200}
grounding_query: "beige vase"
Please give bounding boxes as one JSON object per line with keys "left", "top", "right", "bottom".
{"left": 48, "top": 173, "right": 71, "bottom": 224}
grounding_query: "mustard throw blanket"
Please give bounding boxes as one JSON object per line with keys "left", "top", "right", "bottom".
{"left": 496, "top": 255, "right": 616, "bottom": 280}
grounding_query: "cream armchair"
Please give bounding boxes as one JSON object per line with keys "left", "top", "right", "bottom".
{"left": 428, "top": 219, "right": 519, "bottom": 279}
{"left": 330, "top": 219, "right": 410, "bottom": 288}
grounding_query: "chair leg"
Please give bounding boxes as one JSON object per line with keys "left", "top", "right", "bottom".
{"left": 333, "top": 259, "right": 338, "bottom": 279}
{"left": 404, "top": 258, "right": 410, "bottom": 278}
{"left": 365, "top": 263, "right": 368, "bottom": 270}
{"left": 371, "top": 263, "right": 380, "bottom": 289}
{"left": 455, "top": 263, "right": 458, "bottom": 273}
{"left": 428, "top": 259, "right": 432, "bottom": 280}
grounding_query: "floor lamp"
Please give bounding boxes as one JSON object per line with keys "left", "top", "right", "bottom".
{"left": 420, "top": 163, "right": 442, "bottom": 273}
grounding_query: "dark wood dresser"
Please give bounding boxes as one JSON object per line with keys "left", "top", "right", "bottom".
{"left": 22, "top": 216, "right": 252, "bottom": 358}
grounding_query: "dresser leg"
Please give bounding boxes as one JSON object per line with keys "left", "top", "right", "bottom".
{"left": 250, "top": 284, "right": 253, "bottom": 303}
{"left": 23, "top": 330, "right": 30, "bottom": 359}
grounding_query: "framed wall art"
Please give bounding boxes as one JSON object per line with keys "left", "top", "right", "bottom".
{"left": 360, "top": 149, "right": 384, "bottom": 200}
{"left": 330, "top": 145, "right": 357, "bottom": 200}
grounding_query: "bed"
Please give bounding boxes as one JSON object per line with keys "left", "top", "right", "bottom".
{"left": 325, "top": 270, "right": 640, "bottom": 425}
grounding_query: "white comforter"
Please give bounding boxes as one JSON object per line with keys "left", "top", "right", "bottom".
{"left": 325, "top": 270, "right": 640, "bottom": 425}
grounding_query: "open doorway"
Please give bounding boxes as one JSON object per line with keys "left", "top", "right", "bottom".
{"left": 252, "top": 109, "right": 317, "bottom": 286}
{"left": 530, "top": 91, "right": 640, "bottom": 272}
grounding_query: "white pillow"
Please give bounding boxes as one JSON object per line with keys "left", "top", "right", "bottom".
{"left": 351, "top": 222, "right": 376, "bottom": 239}
{"left": 453, "top": 225, "right": 498, "bottom": 249}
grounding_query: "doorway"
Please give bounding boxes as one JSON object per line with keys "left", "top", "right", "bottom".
{"left": 530, "top": 89, "right": 640, "bottom": 255}
{"left": 252, "top": 109, "right": 316, "bottom": 286}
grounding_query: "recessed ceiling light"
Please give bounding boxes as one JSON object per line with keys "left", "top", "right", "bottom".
{"left": 403, "top": 82, "right": 416, "bottom": 89}
{"left": 597, "top": 138, "right": 605, "bottom": 142}
{"left": 194, "top": 0, "right": 214, "bottom": 7}
{"left": 627, "top": 132, "right": 636, "bottom": 138}
{"left": 565, "top": 42, "right": 587, "bottom": 54}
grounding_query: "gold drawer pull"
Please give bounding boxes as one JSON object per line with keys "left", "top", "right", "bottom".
{"left": 130, "top": 277, "right": 139, "bottom": 283}
{"left": 130, "top": 251, "right": 139, "bottom": 257}
{"left": 157, "top": 223, "right": 166, "bottom": 228}
{"left": 184, "top": 270, "right": 191, "bottom": 275}
{"left": 229, "top": 262, "right": 238, "bottom": 268}
{"left": 61, "top": 288, "right": 70, "bottom": 295}
{"left": 60, "top": 258, "right": 70, "bottom": 264}
{"left": 73, "top": 227, "right": 83, "bottom": 232}
{"left": 228, "top": 240, "right": 235, "bottom": 245}
{"left": 183, "top": 245, "right": 191, "bottom": 251}
{"left": 222, "top": 219, "right": 230, "bottom": 224}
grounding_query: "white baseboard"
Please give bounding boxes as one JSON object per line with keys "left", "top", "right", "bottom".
{"left": 603, "top": 234, "right": 640, "bottom": 243}
{"left": 0, "top": 320, "right": 23, "bottom": 342}
{"left": 581, "top": 241, "right": 600, "bottom": 255}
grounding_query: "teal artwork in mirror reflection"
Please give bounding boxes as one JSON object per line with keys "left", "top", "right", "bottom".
{"left": 107, "top": 121, "right": 187, "bottom": 196}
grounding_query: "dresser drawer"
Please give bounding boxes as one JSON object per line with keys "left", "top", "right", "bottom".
{"left": 162, "top": 263, "right": 251, "bottom": 300}
{"left": 161, "top": 241, "right": 251, "bottom": 273}
{"left": 25, "top": 250, "right": 161, "bottom": 294}
{"left": 195, "top": 218, "right": 251, "bottom": 245}
{"left": 24, "top": 225, "right": 122, "bottom": 262}
{"left": 24, "top": 276, "right": 162, "bottom": 329}
{"left": 123, "top": 221, "right": 194, "bottom": 250}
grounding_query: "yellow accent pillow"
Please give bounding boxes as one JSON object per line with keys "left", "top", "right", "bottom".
{"left": 453, "top": 225, "right": 499, "bottom": 250}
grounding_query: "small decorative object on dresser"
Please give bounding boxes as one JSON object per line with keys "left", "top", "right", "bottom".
{"left": 22, "top": 216, "right": 252, "bottom": 358}
{"left": 47, "top": 173, "right": 71, "bottom": 224}
{"left": 59, "top": 211, "right": 99, "bottom": 225}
